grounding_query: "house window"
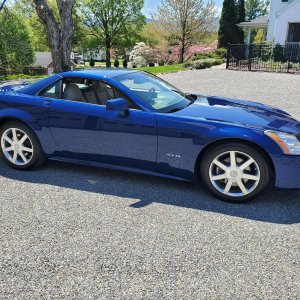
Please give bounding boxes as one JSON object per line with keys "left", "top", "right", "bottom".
{"left": 287, "top": 23, "right": 300, "bottom": 43}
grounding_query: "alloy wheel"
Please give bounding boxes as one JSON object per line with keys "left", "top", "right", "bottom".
{"left": 209, "top": 150, "right": 261, "bottom": 198}
{"left": 1, "top": 128, "right": 34, "bottom": 166}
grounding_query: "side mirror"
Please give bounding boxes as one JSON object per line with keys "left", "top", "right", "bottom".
{"left": 106, "top": 98, "right": 129, "bottom": 117}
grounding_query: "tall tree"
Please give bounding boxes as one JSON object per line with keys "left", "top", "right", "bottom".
{"left": 155, "top": 0, "right": 216, "bottom": 64}
{"left": 80, "top": 0, "right": 145, "bottom": 67}
{"left": 218, "top": 0, "right": 239, "bottom": 48}
{"left": 236, "top": 0, "right": 245, "bottom": 43}
{"left": 0, "top": 9, "right": 35, "bottom": 73}
{"left": 33, "top": 0, "right": 76, "bottom": 73}
{"left": 245, "top": 0, "right": 269, "bottom": 21}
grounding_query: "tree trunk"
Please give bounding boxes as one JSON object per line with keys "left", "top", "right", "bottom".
{"left": 34, "top": 0, "right": 75, "bottom": 73}
{"left": 58, "top": 0, "right": 75, "bottom": 72}
{"left": 106, "top": 48, "right": 111, "bottom": 68}
{"left": 179, "top": 39, "right": 185, "bottom": 64}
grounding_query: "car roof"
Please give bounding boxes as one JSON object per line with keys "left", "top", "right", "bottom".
{"left": 20, "top": 68, "right": 142, "bottom": 95}
{"left": 60, "top": 68, "right": 141, "bottom": 79}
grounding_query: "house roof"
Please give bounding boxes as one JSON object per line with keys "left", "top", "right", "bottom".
{"left": 32, "top": 52, "right": 52, "bottom": 68}
{"left": 32, "top": 52, "right": 76, "bottom": 68}
{"left": 237, "top": 16, "right": 268, "bottom": 29}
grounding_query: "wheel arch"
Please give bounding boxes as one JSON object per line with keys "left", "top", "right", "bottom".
{"left": 194, "top": 138, "right": 276, "bottom": 183}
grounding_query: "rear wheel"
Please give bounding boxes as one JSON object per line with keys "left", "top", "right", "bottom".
{"left": 200, "top": 143, "right": 271, "bottom": 202}
{"left": 0, "top": 121, "right": 46, "bottom": 170}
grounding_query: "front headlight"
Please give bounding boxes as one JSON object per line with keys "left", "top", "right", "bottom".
{"left": 265, "top": 130, "right": 300, "bottom": 155}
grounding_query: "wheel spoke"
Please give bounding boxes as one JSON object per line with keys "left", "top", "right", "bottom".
{"left": 12, "top": 151, "right": 18, "bottom": 163}
{"left": 211, "top": 174, "right": 227, "bottom": 181}
{"left": 19, "top": 152, "right": 28, "bottom": 164}
{"left": 21, "top": 146, "right": 33, "bottom": 153}
{"left": 3, "top": 146, "right": 13, "bottom": 152}
{"left": 12, "top": 128, "right": 18, "bottom": 142}
{"left": 230, "top": 151, "right": 236, "bottom": 167}
{"left": 242, "top": 174, "right": 259, "bottom": 181}
{"left": 224, "top": 180, "right": 233, "bottom": 194}
{"left": 237, "top": 180, "right": 248, "bottom": 195}
{"left": 240, "top": 158, "right": 254, "bottom": 170}
{"left": 3, "top": 136, "right": 13, "bottom": 145}
{"left": 19, "top": 134, "right": 28, "bottom": 144}
{"left": 213, "top": 159, "right": 228, "bottom": 171}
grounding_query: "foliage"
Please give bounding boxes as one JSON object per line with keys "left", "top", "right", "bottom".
{"left": 253, "top": 29, "right": 265, "bottom": 43}
{"left": 193, "top": 48, "right": 227, "bottom": 60}
{"left": 184, "top": 58, "right": 223, "bottom": 69}
{"left": 123, "top": 59, "right": 128, "bottom": 68}
{"left": 273, "top": 44, "right": 285, "bottom": 62}
{"left": 0, "top": 9, "right": 35, "bottom": 74}
{"left": 245, "top": 0, "right": 269, "bottom": 21}
{"left": 218, "top": 0, "right": 239, "bottom": 48}
{"left": 155, "top": 0, "right": 216, "bottom": 63}
{"left": 236, "top": 0, "right": 245, "bottom": 43}
{"left": 141, "top": 22, "right": 168, "bottom": 48}
{"left": 80, "top": 0, "right": 145, "bottom": 67}
{"left": 174, "top": 41, "right": 218, "bottom": 61}
{"left": 129, "top": 42, "right": 150, "bottom": 68}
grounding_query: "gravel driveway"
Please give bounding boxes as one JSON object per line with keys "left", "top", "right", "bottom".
{"left": 1, "top": 69, "right": 300, "bottom": 299}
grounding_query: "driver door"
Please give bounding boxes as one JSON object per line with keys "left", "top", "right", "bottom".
{"left": 41, "top": 78, "right": 158, "bottom": 171}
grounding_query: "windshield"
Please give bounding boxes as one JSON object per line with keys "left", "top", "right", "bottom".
{"left": 115, "top": 72, "right": 194, "bottom": 112}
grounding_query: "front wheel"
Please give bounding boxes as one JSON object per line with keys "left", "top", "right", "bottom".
{"left": 0, "top": 121, "right": 46, "bottom": 170}
{"left": 200, "top": 143, "right": 271, "bottom": 203}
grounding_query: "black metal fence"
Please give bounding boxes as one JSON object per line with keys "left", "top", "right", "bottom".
{"left": 226, "top": 43, "right": 300, "bottom": 74}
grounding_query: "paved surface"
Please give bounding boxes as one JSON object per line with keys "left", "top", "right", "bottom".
{"left": 1, "top": 69, "right": 300, "bottom": 299}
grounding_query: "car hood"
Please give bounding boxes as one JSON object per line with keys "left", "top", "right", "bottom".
{"left": 174, "top": 96, "right": 300, "bottom": 135}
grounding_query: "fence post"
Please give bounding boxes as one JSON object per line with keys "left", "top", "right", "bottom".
{"left": 248, "top": 44, "right": 252, "bottom": 71}
{"left": 226, "top": 44, "right": 230, "bottom": 69}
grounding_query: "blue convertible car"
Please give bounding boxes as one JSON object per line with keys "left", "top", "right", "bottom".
{"left": 0, "top": 69, "right": 299, "bottom": 202}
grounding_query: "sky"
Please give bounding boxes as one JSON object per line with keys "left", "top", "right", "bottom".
{"left": 143, "top": 0, "right": 224, "bottom": 18}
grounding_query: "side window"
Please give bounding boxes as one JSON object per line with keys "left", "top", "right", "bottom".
{"left": 39, "top": 80, "right": 62, "bottom": 99}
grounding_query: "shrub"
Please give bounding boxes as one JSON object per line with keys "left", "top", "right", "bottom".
{"left": 193, "top": 48, "right": 227, "bottom": 61}
{"left": 148, "top": 62, "right": 155, "bottom": 67}
{"left": 123, "top": 59, "right": 128, "bottom": 68}
{"left": 273, "top": 44, "right": 285, "bottom": 62}
{"left": 214, "top": 48, "right": 227, "bottom": 59}
{"left": 184, "top": 58, "right": 223, "bottom": 70}
{"left": 89, "top": 58, "right": 95, "bottom": 67}
{"left": 114, "top": 59, "right": 120, "bottom": 68}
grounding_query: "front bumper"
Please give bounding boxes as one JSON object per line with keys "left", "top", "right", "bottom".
{"left": 273, "top": 154, "right": 300, "bottom": 189}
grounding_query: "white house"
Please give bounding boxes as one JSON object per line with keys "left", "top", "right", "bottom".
{"left": 267, "top": 0, "right": 300, "bottom": 44}
{"left": 238, "top": 0, "right": 300, "bottom": 45}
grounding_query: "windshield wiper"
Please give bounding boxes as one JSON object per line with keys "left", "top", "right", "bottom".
{"left": 166, "top": 107, "right": 186, "bottom": 113}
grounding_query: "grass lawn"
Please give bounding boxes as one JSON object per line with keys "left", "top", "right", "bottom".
{"left": 138, "top": 64, "right": 186, "bottom": 74}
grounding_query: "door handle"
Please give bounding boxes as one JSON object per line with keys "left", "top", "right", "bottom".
{"left": 43, "top": 100, "right": 51, "bottom": 107}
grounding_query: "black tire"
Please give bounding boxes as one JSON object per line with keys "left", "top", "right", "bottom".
{"left": 200, "top": 142, "right": 271, "bottom": 203}
{"left": 0, "top": 121, "right": 46, "bottom": 170}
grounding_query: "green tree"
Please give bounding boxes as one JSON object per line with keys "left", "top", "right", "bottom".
{"left": 155, "top": 0, "right": 216, "bottom": 64}
{"left": 80, "top": 0, "right": 145, "bottom": 67}
{"left": 0, "top": 9, "right": 35, "bottom": 73}
{"left": 236, "top": 0, "right": 245, "bottom": 43}
{"left": 245, "top": 0, "right": 269, "bottom": 21}
{"left": 218, "top": 0, "right": 239, "bottom": 48}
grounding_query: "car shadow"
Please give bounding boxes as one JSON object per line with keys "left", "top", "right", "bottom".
{"left": 0, "top": 160, "right": 299, "bottom": 225}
